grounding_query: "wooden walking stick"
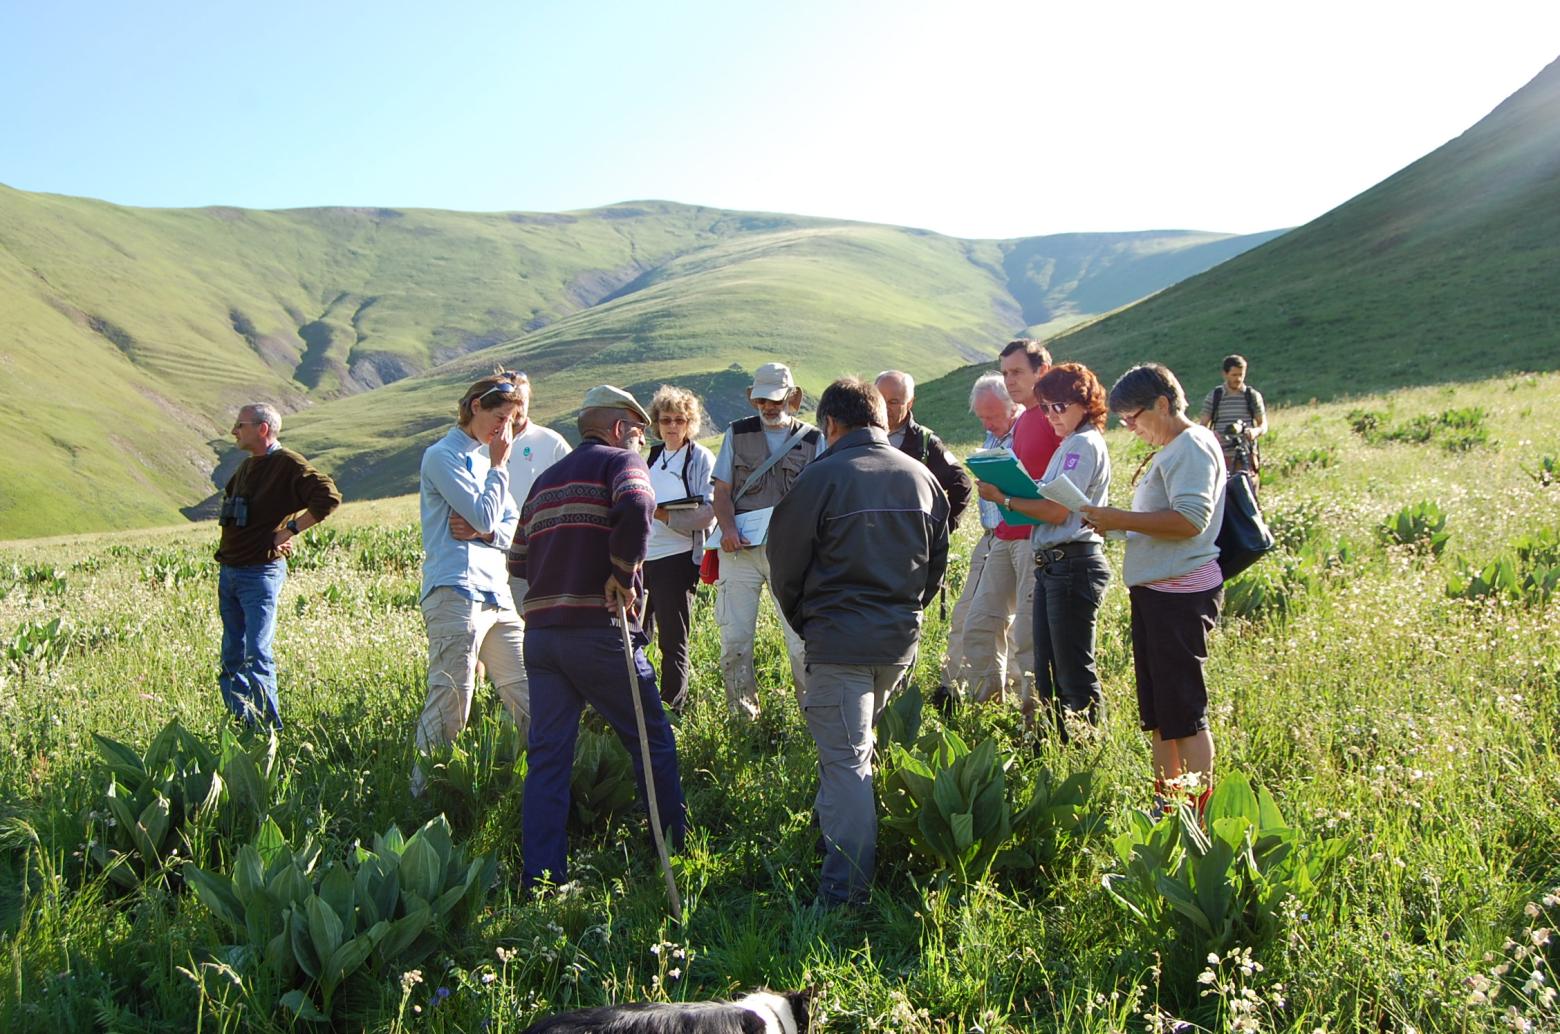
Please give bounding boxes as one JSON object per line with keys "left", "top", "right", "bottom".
{"left": 616, "top": 599, "right": 683, "bottom": 923}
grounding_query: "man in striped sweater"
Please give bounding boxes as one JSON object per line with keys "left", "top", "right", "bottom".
{"left": 509, "top": 385, "right": 687, "bottom": 887}
{"left": 1199, "top": 354, "right": 1267, "bottom": 473}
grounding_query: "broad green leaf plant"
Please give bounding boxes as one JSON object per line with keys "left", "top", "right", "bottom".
{"left": 880, "top": 726, "right": 1097, "bottom": 885}
{"left": 85, "top": 719, "right": 283, "bottom": 890}
{"left": 185, "top": 814, "right": 496, "bottom": 1022}
{"left": 1102, "top": 772, "right": 1345, "bottom": 974}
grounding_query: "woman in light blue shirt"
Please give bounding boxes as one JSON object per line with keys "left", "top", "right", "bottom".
{"left": 412, "top": 372, "right": 530, "bottom": 794}
{"left": 976, "top": 362, "right": 1112, "bottom": 737}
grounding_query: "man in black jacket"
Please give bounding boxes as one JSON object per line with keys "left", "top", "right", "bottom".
{"left": 875, "top": 370, "right": 973, "bottom": 530}
{"left": 769, "top": 378, "right": 950, "bottom": 908}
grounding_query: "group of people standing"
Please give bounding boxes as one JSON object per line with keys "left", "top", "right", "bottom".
{"left": 945, "top": 344, "right": 1265, "bottom": 816}
{"left": 211, "top": 345, "right": 1268, "bottom": 907}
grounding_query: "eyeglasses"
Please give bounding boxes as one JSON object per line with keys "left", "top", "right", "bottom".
{"left": 658, "top": 415, "right": 689, "bottom": 425}
{"left": 231, "top": 421, "right": 260, "bottom": 431}
{"left": 1119, "top": 407, "right": 1147, "bottom": 425}
{"left": 1039, "top": 401, "right": 1074, "bottom": 414}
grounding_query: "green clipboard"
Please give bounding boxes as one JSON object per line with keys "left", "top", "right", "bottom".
{"left": 966, "top": 450, "right": 1042, "bottom": 526}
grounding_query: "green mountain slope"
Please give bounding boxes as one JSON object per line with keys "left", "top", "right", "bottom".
{"left": 1046, "top": 56, "right": 1560, "bottom": 403}
{"left": 284, "top": 224, "right": 1020, "bottom": 499}
{"left": 0, "top": 185, "right": 1275, "bottom": 537}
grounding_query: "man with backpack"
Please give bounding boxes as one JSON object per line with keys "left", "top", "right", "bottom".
{"left": 874, "top": 370, "right": 973, "bottom": 531}
{"left": 1200, "top": 354, "right": 1268, "bottom": 475}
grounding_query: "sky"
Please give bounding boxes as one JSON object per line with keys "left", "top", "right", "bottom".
{"left": 3, "top": 1, "right": 1558, "bottom": 239}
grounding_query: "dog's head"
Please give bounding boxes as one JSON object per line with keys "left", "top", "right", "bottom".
{"left": 782, "top": 988, "right": 813, "bottom": 1032}
{"left": 739, "top": 988, "right": 816, "bottom": 1034}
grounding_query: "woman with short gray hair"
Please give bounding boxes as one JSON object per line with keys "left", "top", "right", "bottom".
{"left": 1082, "top": 363, "right": 1225, "bottom": 814}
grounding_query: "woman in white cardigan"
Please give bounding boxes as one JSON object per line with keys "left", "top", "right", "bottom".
{"left": 641, "top": 385, "right": 717, "bottom": 712}
{"left": 1083, "top": 363, "right": 1226, "bottom": 815}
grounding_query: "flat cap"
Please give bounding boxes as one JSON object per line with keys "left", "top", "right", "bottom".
{"left": 581, "top": 384, "right": 649, "bottom": 423}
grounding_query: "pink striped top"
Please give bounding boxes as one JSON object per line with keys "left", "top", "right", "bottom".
{"left": 1146, "top": 558, "right": 1222, "bottom": 594}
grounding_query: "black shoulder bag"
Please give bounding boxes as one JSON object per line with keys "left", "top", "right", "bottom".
{"left": 1215, "top": 469, "right": 1275, "bottom": 581}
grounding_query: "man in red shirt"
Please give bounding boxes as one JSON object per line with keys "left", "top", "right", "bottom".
{"left": 961, "top": 339, "right": 1059, "bottom": 716}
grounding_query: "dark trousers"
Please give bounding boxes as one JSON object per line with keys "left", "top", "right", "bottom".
{"left": 522, "top": 626, "right": 687, "bottom": 886}
{"left": 642, "top": 553, "right": 701, "bottom": 709}
{"left": 1031, "top": 551, "right": 1111, "bottom": 734}
{"left": 1129, "top": 584, "right": 1222, "bottom": 741}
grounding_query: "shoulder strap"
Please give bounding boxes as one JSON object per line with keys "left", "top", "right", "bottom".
{"left": 646, "top": 443, "right": 665, "bottom": 466}
{"left": 732, "top": 423, "right": 810, "bottom": 503}
{"left": 1245, "top": 389, "right": 1257, "bottom": 420}
{"left": 1212, "top": 387, "right": 1224, "bottom": 415}
{"left": 679, "top": 444, "right": 693, "bottom": 497}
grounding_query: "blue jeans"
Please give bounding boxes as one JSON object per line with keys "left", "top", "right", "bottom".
{"left": 1032, "top": 551, "right": 1111, "bottom": 735}
{"left": 522, "top": 626, "right": 686, "bottom": 886}
{"left": 217, "top": 560, "right": 287, "bottom": 728}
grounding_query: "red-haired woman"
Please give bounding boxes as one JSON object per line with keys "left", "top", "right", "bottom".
{"left": 975, "top": 362, "right": 1112, "bottom": 737}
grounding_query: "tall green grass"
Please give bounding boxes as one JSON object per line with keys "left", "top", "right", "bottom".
{"left": 0, "top": 373, "right": 1557, "bottom": 1031}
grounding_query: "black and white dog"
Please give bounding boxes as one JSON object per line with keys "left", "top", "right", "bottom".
{"left": 519, "top": 989, "right": 812, "bottom": 1033}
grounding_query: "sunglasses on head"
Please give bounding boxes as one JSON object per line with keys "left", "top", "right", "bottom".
{"left": 474, "top": 381, "right": 518, "bottom": 404}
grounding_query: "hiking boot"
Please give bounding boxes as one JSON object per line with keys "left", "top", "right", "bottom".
{"left": 930, "top": 684, "right": 957, "bottom": 717}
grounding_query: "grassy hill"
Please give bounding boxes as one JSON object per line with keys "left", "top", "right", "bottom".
{"left": 1040, "top": 55, "right": 1560, "bottom": 404}
{"left": 0, "top": 186, "right": 1275, "bottom": 537}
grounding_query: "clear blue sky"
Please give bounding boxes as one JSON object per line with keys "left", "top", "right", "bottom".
{"left": 3, "top": 0, "right": 1557, "bottom": 238}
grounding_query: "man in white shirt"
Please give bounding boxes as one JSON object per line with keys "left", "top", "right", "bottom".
{"left": 504, "top": 373, "right": 573, "bottom": 607}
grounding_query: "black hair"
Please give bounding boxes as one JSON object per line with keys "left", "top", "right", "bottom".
{"left": 815, "top": 377, "right": 887, "bottom": 431}
{"left": 1107, "top": 363, "right": 1187, "bottom": 415}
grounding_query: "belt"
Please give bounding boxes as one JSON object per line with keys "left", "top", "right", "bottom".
{"left": 1034, "top": 541, "right": 1103, "bottom": 568}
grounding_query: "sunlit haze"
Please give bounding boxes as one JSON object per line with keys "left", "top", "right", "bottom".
{"left": 3, "top": 0, "right": 1557, "bottom": 238}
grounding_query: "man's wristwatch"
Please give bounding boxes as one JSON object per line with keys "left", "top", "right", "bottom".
{"left": 286, "top": 519, "right": 301, "bottom": 535}
{"left": 1003, "top": 496, "right": 1012, "bottom": 510}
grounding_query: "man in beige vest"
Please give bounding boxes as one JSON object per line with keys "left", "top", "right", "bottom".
{"left": 710, "top": 363, "right": 824, "bottom": 717}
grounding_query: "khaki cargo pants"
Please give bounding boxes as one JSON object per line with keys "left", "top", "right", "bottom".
{"left": 412, "top": 586, "right": 531, "bottom": 793}
{"left": 714, "top": 546, "right": 808, "bottom": 717}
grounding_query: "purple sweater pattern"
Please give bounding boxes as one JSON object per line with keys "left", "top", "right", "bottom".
{"left": 511, "top": 440, "right": 654, "bottom": 628}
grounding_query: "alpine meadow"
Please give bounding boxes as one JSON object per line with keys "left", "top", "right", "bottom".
{"left": 2, "top": 38, "right": 1560, "bottom": 1034}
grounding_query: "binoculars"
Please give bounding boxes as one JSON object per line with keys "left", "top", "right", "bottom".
{"left": 219, "top": 494, "right": 250, "bottom": 527}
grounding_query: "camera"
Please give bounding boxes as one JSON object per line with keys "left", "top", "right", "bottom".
{"left": 219, "top": 494, "right": 250, "bottom": 527}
